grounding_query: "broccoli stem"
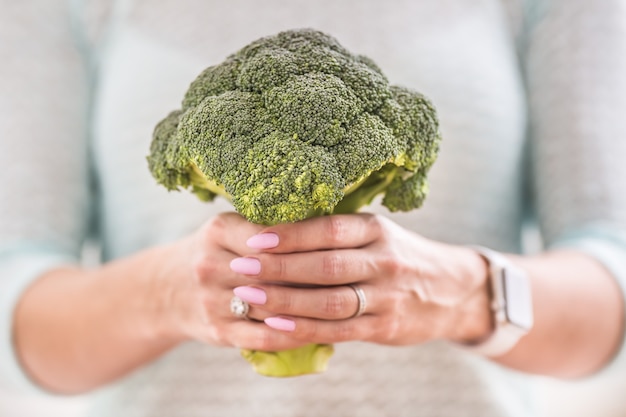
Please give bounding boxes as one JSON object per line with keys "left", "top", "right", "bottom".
{"left": 333, "top": 164, "right": 399, "bottom": 214}
{"left": 240, "top": 343, "right": 335, "bottom": 377}
{"left": 188, "top": 163, "right": 232, "bottom": 202}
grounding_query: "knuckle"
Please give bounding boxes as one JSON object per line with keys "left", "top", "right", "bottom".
{"left": 378, "top": 253, "right": 402, "bottom": 278}
{"left": 323, "top": 292, "right": 348, "bottom": 316}
{"left": 274, "top": 291, "right": 295, "bottom": 312}
{"left": 366, "top": 213, "right": 386, "bottom": 237}
{"left": 271, "top": 254, "right": 288, "bottom": 281}
{"left": 371, "top": 296, "right": 405, "bottom": 343}
{"left": 251, "top": 331, "right": 275, "bottom": 351}
{"left": 197, "top": 216, "right": 228, "bottom": 250}
{"left": 191, "top": 252, "right": 220, "bottom": 284}
{"left": 322, "top": 253, "right": 344, "bottom": 278}
{"left": 333, "top": 321, "right": 356, "bottom": 342}
{"left": 382, "top": 319, "right": 401, "bottom": 344}
{"left": 297, "top": 322, "right": 319, "bottom": 341}
{"left": 193, "top": 258, "right": 218, "bottom": 284}
{"left": 326, "top": 215, "right": 346, "bottom": 245}
{"left": 204, "top": 215, "right": 227, "bottom": 236}
{"left": 202, "top": 323, "right": 229, "bottom": 346}
{"left": 254, "top": 253, "right": 283, "bottom": 280}
{"left": 378, "top": 250, "right": 416, "bottom": 281}
{"left": 215, "top": 329, "right": 231, "bottom": 347}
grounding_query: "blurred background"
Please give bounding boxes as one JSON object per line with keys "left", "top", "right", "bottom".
{"left": 3, "top": 357, "right": 626, "bottom": 416}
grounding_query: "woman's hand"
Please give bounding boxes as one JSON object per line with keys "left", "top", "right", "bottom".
{"left": 155, "top": 212, "right": 324, "bottom": 352}
{"left": 227, "top": 213, "right": 493, "bottom": 347}
{"left": 15, "top": 211, "right": 321, "bottom": 394}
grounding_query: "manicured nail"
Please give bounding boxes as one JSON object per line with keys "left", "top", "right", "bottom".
{"left": 230, "top": 257, "right": 261, "bottom": 275}
{"left": 264, "top": 317, "right": 296, "bottom": 332}
{"left": 246, "top": 233, "right": 279, "bottom": 249}
{"left": 234, "top": 286, "right": 267, "bottom": 305}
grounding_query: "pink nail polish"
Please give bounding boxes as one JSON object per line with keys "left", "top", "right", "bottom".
{"left": 234, "top": 286, "right": 267, "bottom": 305}
{"left": 265, "top": 317, "right": 296, "bottom": 332}
{"left": 230, "top": 257, "right": 261, "bottom": 275}
{"left": 246, "top": 233, "right": 279, "bottom": 249}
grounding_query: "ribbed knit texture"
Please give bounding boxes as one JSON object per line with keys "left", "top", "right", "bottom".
{"left": 1, "top": 1, "right": 625, "bottom": 416}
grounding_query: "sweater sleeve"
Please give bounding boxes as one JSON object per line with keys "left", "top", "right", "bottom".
{"left": 524, "top": 0, "right": 626, "bottom": 366}
{"left": 0, "top": 0, "right": 91, "bottom": 392}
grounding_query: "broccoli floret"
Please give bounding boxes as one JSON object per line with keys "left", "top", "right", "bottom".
{"left": 147, "top": 28, "right": 441, "bottom": 377}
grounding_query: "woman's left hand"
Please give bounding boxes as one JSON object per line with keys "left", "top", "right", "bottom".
{"left": 229, "top": 213, "right": 493, "bottom": 346}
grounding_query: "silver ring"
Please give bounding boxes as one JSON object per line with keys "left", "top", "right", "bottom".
{"left": 230, "top": 296, "right": 250, "bottom": 319}
{"left": 349, "top": 285, "right": 367, "bottom": 318}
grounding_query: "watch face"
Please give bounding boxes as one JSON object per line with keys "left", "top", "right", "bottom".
{"left": 503, "top": 268, "right": 534, "bottom": 330}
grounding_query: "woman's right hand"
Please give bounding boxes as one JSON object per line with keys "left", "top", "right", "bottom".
{"left": 152, "top": 212, "right": 302, "bottom": 351}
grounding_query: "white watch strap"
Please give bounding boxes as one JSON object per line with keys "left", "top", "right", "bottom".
{"left": 463, "top": 246, "right": 533, "bottom": 358}
{"left": 463, "top": 320, "right": 530, "bottom": 358}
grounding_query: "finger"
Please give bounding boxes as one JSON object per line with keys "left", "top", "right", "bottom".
{"left": 231, "top": 249, "right": 382, "bottom": 285}
{"left": 219, "top": 320, "right": 312, "bottom": 351}
{"left": 262, "top": 315, "right": 377, "bottom": 344}
{"left": 199, "top": 212, "right": 265, "bottom": 255}
{"left": 244, "top": 306, "right": 273, "bottom": 322}
{"left": 193, "top": 250, "right": 254, "bottom": 289}
{"left": 226, "top": 303, "right": 273, "bottom": 323}
{"left": 236, "top": 284, "right": 371, "bottom": 320}
{"left": 205, "top": 277, "right": 290, "bottom": 323}
{"left": 248, "top": 213, "right": 384, "bottom": 253}
{"left": 194, "top": 254, "right": 229, "bottom": 287}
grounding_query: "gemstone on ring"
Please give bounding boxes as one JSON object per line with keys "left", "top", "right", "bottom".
{"left": 230, "top": 295, "right": 250, "bottom": 319}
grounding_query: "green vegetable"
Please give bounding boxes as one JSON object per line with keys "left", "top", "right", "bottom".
{"left": 147, "top": 28, "right": 441, "bottom": 377}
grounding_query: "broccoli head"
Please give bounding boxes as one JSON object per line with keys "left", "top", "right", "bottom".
{"left": 147, "top": 28, "right": 441, "bottom": 377}
{"left": 148, "top": 28, "right": 441, "bottom": 225}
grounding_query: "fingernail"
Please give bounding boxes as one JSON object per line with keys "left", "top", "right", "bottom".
{"left": 247, "top": 233, "right": 279, "bottom": 249}
{"left": 264, "top": 317, "right": 296, "bottom": 332}
{"left": 230, "top": 257, "right": 261, "bottom": 275}
{"left": 234, "top": 286, "right": 267, "bottom": 305}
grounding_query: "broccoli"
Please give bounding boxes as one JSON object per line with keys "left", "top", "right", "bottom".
{"left": 148, "top": 28, "right": 441, "bottom": 377}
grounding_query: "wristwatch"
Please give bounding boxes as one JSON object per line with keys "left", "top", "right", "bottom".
{"left": 464, "top": 246, "right": 534, "bottom": 357}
